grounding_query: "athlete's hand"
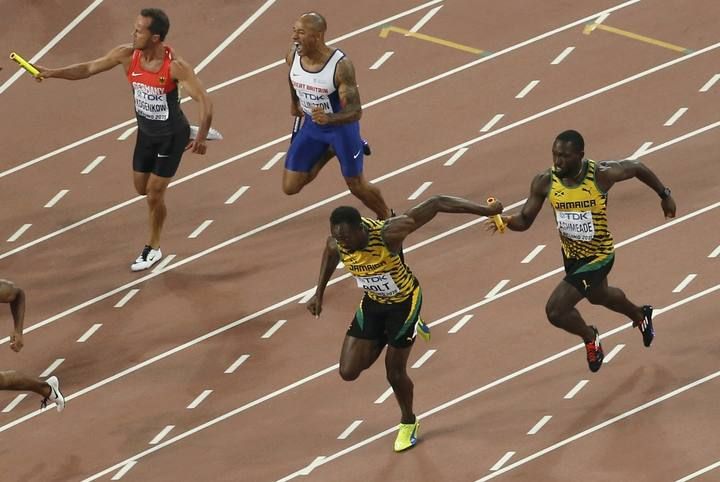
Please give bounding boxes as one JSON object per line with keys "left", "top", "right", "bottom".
{"left": 33, "top": 64, "right": 51, "bottom": 82}
{"left": 661, "top": 195, "right": 677, "bottom": 219}
{"left": 291, "top": 102, "right": 302, "bottom": 117}
{"left": 311, "top": 106, "right": 330, "bottom": 125}
{"left": 306, "top": 294, "right": 323, "bottom": 318}
{"left": 186, "top": 139, "right": 207, "bottom": 155}
{"left": 486, "top": 199, "right": 504, "bottom": 215}
{"left": 9, "top": 332, "right": 23, "bottom": 352}
{"left": 485, "top": 215, "right": 511, "bottom": 234}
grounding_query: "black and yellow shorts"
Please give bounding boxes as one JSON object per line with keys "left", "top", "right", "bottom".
{"left": 347, "top": 286, "right": 423, "bottom": 348}
{"left": 563, "top": 251, "right": 615, "bottom": 296}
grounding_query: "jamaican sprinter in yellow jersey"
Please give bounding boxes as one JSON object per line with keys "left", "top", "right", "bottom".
{"left": 307, "top": 196, "right": 503, "bottom": 452}
{"left": 492, "top": 130, "right": 676, "bottom": 372}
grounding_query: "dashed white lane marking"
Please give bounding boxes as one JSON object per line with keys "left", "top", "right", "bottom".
{"left": 585, "top": 11, "right": 610, "bottom": 33}
{"left": 39, "top": 358, "right": 65, "bottom": 378}
{"left": 699, "top": 73, "right": 720, "bottom": 92}
{"left": 152, "top": 254, "right": 176, "bottom": 273}
{"left": 603, "top": 344, "right": 625, "bottom": 363}
{"left": 521, "top": 244, "right": 546, "bottom": 263}
{"left": 77, "top": 323, "right": 102, "bottom": 343}
{"left": 490, "top": 451, "right": 516, "bottom": 471}
{"left": 448, "top": 314, "right": 473, "bottom": 334}
{"left": 188, "top": 220, "right": 213, "bottom": 239}
{"left": 2, "top": 394, "right": 27, "bottom": 413}
{"left": 527, "top": 415, "right": 552, "bottom": 435}
{"left": 298, "top": 456, "right": 326, "bottom": 476}
{"left": 664, "top": 107, "right": 688, "bottom": 126}
{"left": 114, "top": 289, "right": 139, "bottom": 308}
{"left": 480, "top": 114, "right": 504, "bottom": 132}
{"left": 225, "top": 186, "right": 250, "bottom": 204}
{"left": 411, "top": 349, "right": 437, "bottom": 368}
{"left": 370, "top": 51, "right": 394, "bottom": 70}
{"left": 374, "top": 387, "right": 394, "bottom": 404}
{"left": 261, "top": 319, "right": 287, "bottom": 339}
{"left": 709, "top": 245, "right": 720, "bottom": 258}
{"left": 408, "top": 181, "right": 432, "bottom": 200}
{"left": 81, "top": 155, "right": 106, "bottom": 174}
{"left": 111, "top": 461, "right": 137, "bottom": 480}
{"left": 563, "top": 380, "right": 589, "bottom": 399}
{"left": 187, "top": 390, "right": 213, "bottom": 409}
{"left": 408, "top": 5, "right": 443, "bottom": 33}
{"left": 338, "top": 420, "right": 363, "bottom": 440}
{"left": 149, "top": 425, "right": 175, "bottom": 445}
{"left": 551, "top": 46, "right": 575, "bottom": 64}
{"left": 44, "top": 189, "right": 70, "bottom": 208}
{"left": 485, "top": 280, "right": 510, "bottom": 298}
{"left": 117, "top": 126, "right": 137, "bottom": 141}
{"left": 443, "top": 147, "right": 469, "bottom": 166}
{"left": 676, "top": 459, "right": 720, "bottom": 482}
{"left": 628, "top": 141, "right": 653, "bottom": 160}
{"left": 298, "top": 290, "right": 315, "bottom": 304}
{"left": 224, "top": 354, "right": 250, "bottom": 374}
{"left": 515, "top": 80, "right": 540, "bottom": 98}
{"left": 673, "top": 274, "right": 697, "bottom": 293}
{"left": 261, "top": 152, "right": 285, "bottom": 170}
{"left": 7, "top": 224, "right": 32, "bottom": 242}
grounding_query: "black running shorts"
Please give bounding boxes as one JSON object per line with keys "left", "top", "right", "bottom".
{"left": 132, "top": 123, "right": 190, "bottom": 178}
{"left": 347, "top": 286, "right": 422, "bottom": 348}
{"left": 563, "top": 251, "right": 615, "bottom": 296}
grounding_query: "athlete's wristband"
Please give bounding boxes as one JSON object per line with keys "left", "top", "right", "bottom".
{"left": 659, "top": 187, "right": 671, "bottom": 200}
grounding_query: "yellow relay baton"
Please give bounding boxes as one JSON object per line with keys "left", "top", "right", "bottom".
{"left": 9, "top": 52, "right": 40, "bottom": 77}
{"left": 486, "top": 197, "right": 505, "bottom": 233}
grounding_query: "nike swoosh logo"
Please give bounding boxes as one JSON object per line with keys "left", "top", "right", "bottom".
{"left": 157, "top": 154, "right": 169, "bottom": 158}
{"left": 292, "top": 73, "right": 301, "bottom": 77}
{"left": 353, "top": 149, "right": 362, "bottom": 159}
{"left": 131, "top": 72, "right": 143, "bottom": 77}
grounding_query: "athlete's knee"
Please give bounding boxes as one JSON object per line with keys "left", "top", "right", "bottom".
{"left": 282, "top": 180, "right": 303, "bottom": 195}
{"left": 344, "top": 176, "right": 368, "bottom": 195}
{"left": 386, "top": 366, "right": 409, "bottom": 387}
{"left": 146, "top": 186, "right": 166, "bottom": 207}
{"left": 338, "top": 364, "right": 361, "bottom": 382}
{"left": 545, "top": 300, "right": 565, "bottom": 326}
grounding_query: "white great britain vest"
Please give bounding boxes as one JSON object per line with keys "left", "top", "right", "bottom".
{"left": 290, "top": 49, "right": 345, "bottom": 116}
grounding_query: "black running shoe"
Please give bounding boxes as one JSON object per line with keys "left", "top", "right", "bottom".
{"left": 585, "top": 326, "right": 604, "bottom": 373}
{"left": 634, "top": 305, "right": 655, "bottom": 347}
{"left": 362, "top": 139, "right": 372, "bottom": 156}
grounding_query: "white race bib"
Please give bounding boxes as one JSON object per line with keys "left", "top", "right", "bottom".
{"left": 133, "top": 82, "right": 169, "bottom": 121}
{"left": 354, "top": 273, "right": 399, "bottom": 297}
{"left": 556, "top": 210, "right": 594, "bottom": 241}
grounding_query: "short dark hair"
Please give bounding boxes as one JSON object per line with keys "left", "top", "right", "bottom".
{"left": 556, "top": 130, "right": 585, "bottom": 152}
{"left": 330, "top": 206, "right": 362, "bottom": 227}
{"left": 141, "top": 8, "right": 170, "bottom": 41}
{"left": 300, "top": 12, "right": 327, "bottom": 33}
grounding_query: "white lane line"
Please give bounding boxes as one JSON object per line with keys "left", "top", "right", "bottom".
{"left": 2, "top": 394, "right": 27, "bottom": 413}
{"left": 490, "top": 451, "right": 516, "bottom": 471}
{"left": 225, "top": 186, "right": 250, "bottom": 204}
{"left": 0, "top": 0, "right": 108, "bottom": 95}
{"left": 664, "top": 107, "right": 688, "bottom": 126}
{"left": 602, "top": 344, "right": 625, "bottom": 364}
{"left": 563, "top": 380, "right": 589, "bottom": 399}
{"left": 672, "top": 274, "right": 697, "bottom": 293}
{"left": 448, "top": 314, "right": 473, "bottom": 334}
{"left": 551, "top": 46, "right": 575, "bottom": 64}
{"left": 676, "top": 459, "right": 720, "bottom": 482}
{"left": 585, "top": 11, "right": 611, "bottom": 33}
{"left": 261, "top": 319, "right": 287, "bottom": 339}
{"left": 149, "top": 425, "right": 175, "bottom": 445}
{"left": 515, "top": 80, "right": 540, "bottom": 99}
{"left": 110, "top": 461, "right": 137, "bottom": 480}
{"left": 374, "top": 387, "right": 394, "bottom": 404}
{"left": 114, "top": 289, "right": 139, "bottom": 308}
{"left": 298, "top": 456, "right": 326, "bottom": 476}
{"left": 527, "top": 415, "right": 552, "bottom": 435}
{"left": 480, "top": 114, "right": 504, "bottom": 132}
{"left": 77, "top": 323, "right": 102, "bottom": 343}
{"left": 411, "top": 349, "right": 437, "bottom": 369}
{"left": 152, "top": 254, "right": 176, "bottom": 273}
{"left": 188, "top": 220, "right": 213, "bottom": 239}
{"left": 7, "top": 224, "right": 31, "bottom": 242}
{"left": 224, "top": 354, "right": 250, "bottom": 374}
{"left": 81, "top": 155, "right": 106, "bottom": 174}
{"left": 338, "top": 420, "right": 363, "bottom": 440}
{"left": 44, "top": 189, "right": 69, "bottom": 208}
{"left": 117, "top": 126, "right": 137, "bottom": 141}
{"left": 521, "top": 245, "right": 545, "bottom": 263}
{"left": 478, "top": 369, "right": 720, "bottom": 481}
{"left": 485, "top": 280, "right": 510, "bottom": 298}
{"left": 370, "top": 51, "right": 394, "bottom": 70}
{"left": 699, "top": 73, "right": 720, "bottom": 92}
{"left": 298, "top": 290, "right": 315, "bottom": 304}
{"left": 39, "top": 358, "right": 65, "bottom": 378}
{"left": 709, "top": 245, "right": 720, "bottom": 258}
{"left": 408, "top": 181, "right": 432, "bottom": 200}
{"left": 408, "top": 5, "right": 443, "bottom": 33}
{"left": 194, "top": 0, "right": 278, "bottom": 73}
{"left": 187, "top": 390, "right": 213, "bottom": 409}
{"left": 261, "top": 152, "right": 285, "bottom": 171}
{"left": 443, "top": 147, "right": 469, "bottom": 166}
{"left": 628, "top": 141, "right": 653, "bottom": 160}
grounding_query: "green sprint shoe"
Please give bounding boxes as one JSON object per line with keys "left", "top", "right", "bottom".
{"left": 416, "top": 318, "right": 431, "bottom": 342}
{"left": 394, "top": 421, "right": 419, "bottom": 452}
